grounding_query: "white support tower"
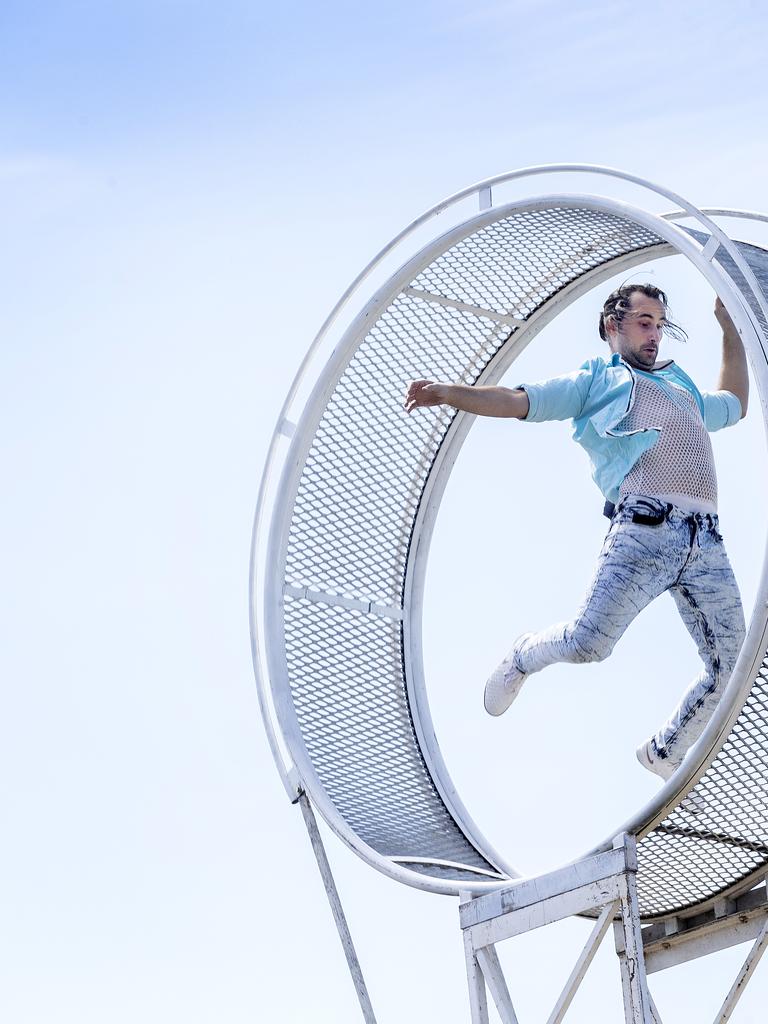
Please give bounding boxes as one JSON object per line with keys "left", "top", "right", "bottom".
{"left": 458, "top": 835, "right": 768, "bottom": 1022}
{"left": 461, "top": 835, "right": 652, "bottom": 1023}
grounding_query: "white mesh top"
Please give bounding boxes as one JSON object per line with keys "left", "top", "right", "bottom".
{"left": 618, "top": 370, "right": 718, "bottom": 514}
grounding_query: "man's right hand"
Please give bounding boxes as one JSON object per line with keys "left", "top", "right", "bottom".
{"left": 404, "top": 379, "right": 530, "bottom": 419}
{"left": 404, "top": 379, "right": 445, "bottom": 413}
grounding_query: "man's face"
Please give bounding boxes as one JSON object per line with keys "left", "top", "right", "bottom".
{"left": 607, "top": 292, "right": 667, "bottom": 370}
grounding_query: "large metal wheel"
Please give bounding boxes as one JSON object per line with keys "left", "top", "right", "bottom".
{"left": 251, "top": 165, "right": 768, "bottom": 921}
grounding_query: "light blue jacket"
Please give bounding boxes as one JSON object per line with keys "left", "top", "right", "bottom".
{"left": 520, "top": 352, "right": 742, "bottom": 502}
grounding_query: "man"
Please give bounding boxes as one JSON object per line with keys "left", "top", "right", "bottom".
{"left": 404, "top": 283, "right": 749, "bottom": 782}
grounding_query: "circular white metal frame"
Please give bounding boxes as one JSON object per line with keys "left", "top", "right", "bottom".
{"left": 251, "top": 165, "right": 768, "bottom": 918}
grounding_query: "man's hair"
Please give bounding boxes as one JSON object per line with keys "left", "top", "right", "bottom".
{"left": 598, "top": 283, "right": 688, "bottom": 343}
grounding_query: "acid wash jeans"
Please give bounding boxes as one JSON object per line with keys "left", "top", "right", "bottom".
{"left": 514, "top": 495, "right": 746, "bottom": 777}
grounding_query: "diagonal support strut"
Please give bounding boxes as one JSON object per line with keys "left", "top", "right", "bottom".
{"left": 297, "top": 791, "right": 378, "bottom": 1024}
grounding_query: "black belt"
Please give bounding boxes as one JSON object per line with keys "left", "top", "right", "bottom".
{"left": 603, "top": 499, "right": 670, "bottom": 526}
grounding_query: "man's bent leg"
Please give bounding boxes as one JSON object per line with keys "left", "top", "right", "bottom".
{"left": 644, "top": 523, "right": 745, "bottom": 773}
{"left": 515, "top": 518, "right": 676, "bottom": 676}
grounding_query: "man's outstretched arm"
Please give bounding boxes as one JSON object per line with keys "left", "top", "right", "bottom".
{"left": 716, "top": 297, "right": 749, "bottom": 417}
{"left": 404, "top": 379, "right": 530, "bottom": 418}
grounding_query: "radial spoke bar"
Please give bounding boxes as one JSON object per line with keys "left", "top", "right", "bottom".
{"left": 403, "top": 286, "right": 526, "bottom": 326}
{"left": 283, "top": 583, "right": 403, "bottom": 621}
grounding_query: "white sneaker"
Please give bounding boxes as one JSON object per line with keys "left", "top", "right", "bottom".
{"left": 636, "top": 742, "right": 706, "bottom": 816}
{"left": 484, "top": 638, "right": 529, "bottom": 717}
{"left": 636, "top": 740, "right": 671, "bottom": 779}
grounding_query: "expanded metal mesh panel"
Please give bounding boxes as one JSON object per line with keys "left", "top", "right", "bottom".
{"left": 393, "top": 862, "right": 505, "bottom": 882}
{"left": 634, "top": 238, "right": 768, "bottom": 916}
{"left": 284, "top": 595, "right": 497, "bottom": 868}
{"left": 284, "top": 294, "right": 512, "bottom": 606}
{"left": 279, "top": 205, "right": 665, "bottom": 883}
{"left": 722, "top": 240, "right": 768, "bottom": 345}
{"left": 410, "top": 208, "right": 661, "bottom": 319}
{"left": 684, "top": 230, "right": 768, "bottom": 344}
{"left": 284, "top": 209, "right": 662, "bottom": 608}
{"left": 638, "top": 656, "right": 768, "bottom": 915}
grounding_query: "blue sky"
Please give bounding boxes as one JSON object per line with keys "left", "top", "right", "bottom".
{"left": 4, "top": 1, "right": 767, "bottom": 161}
{"left": 3, "top": 2, "right": 768, "bottom": 1022}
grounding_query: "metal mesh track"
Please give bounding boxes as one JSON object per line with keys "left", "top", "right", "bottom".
{"left": 636, "top": 646, "right": 768, "bottom": 915}
{"left": 633, "top": 235, "right": 768, "bottom": 916}
{"left": 684, "top": 228, "right": 768, "bottom": 345}
{"left": 274, "top": 199, "right": 768, "bottom": 911}
{"left": 279, "top": 206, "right": 663, "bottom": 882}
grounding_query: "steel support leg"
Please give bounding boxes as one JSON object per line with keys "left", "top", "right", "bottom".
{"left": 463, "top": 929, "right": 490, "bottom": 1024}
{"left": 614, "top": 835, "right": 653, "bottom": 1024}
{"left": 298, "top": 792, "right": 377, "bottom": 1024}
